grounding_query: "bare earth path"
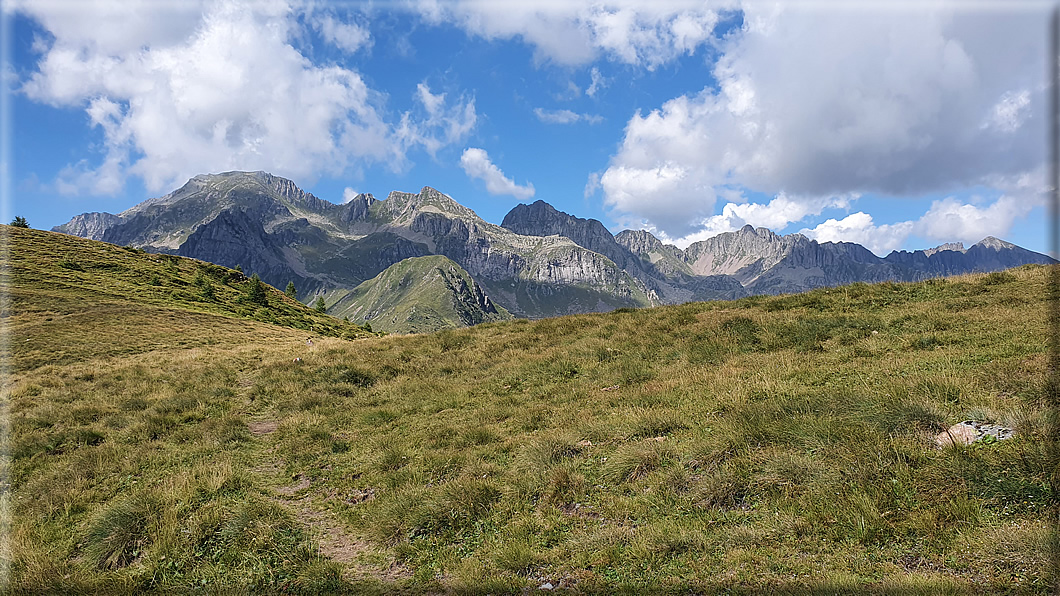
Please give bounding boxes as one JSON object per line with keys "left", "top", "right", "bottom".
{"left": 249, "top": 419, "right": 413, "bottom": 586}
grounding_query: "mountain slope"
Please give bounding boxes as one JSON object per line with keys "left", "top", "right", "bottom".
{"left": 52, "top": 211, "right": 123, "bottom": 241}
{"left": 367, "top": 189, "right": 657, "bottom": 318}
{"left": 501, "top": 200, "right": 647, "bottom": 274}
{"left": 883, "top": 237, "right": 1056, "bottom": 278}
{"left": 502, "top": 201, "right": 745, "bottom": 304}
{"left": 328, "top": 255, "right": 513, "bottom": 334}
{"left": 8, "top": 226, "right": 374, "bottom": 371}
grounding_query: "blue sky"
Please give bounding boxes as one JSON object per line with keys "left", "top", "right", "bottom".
{"left": 3, "top": 0, "right": 1053, "bottom": 256}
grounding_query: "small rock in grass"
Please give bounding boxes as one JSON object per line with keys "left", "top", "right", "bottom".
{"left": 539, "top": 582, "right": 554, "bottom": 591}
{"left": 936, "top": 421, "right": 1014, "bottom": 447}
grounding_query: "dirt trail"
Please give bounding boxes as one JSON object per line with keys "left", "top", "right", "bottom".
{"left": 248, "top": 420, "right": 412, "bottom": 584}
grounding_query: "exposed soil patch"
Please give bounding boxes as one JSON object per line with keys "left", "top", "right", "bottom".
{"left": 279, "top": 490, "right": 411, "bottom": 583}
{"left": 250, "top": 458, "right": 286, "bottom": 476}
{"left": 249, "top": 460, "right": 411, "bottom": 584}
{"left": 248, "top": 420, "right": 279, "bottom": 435}
{"left": 276, "top": 474, "right": 311, "bottom": 496}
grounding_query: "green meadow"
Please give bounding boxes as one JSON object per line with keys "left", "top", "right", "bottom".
{"left": 5, "top": 226, "right": 1055, "bottom": 593}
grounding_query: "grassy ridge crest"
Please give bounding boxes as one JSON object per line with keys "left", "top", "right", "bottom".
{"left": 7, "top": 227, "right": 374, "bottom": 370}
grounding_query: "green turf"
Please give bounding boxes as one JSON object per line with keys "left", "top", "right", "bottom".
{"left": 5, "top": 225, "right": 1055, "bottom": 593}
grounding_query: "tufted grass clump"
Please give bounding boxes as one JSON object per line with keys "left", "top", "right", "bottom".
{"left": 82, "top": 493, "right": 163, "bottom": 570}
{"left": 602, "top": 442, "right": 674, "bottom": 484}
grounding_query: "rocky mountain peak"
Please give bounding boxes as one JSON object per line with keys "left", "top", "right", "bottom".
{"left": 52, "top": 212, "right": 124, "bottom": 241}
{"left": 923, "top": 242, "right": 966, "bottom": 257}
{"left": 381, "top": 186, "right": 479, "bottom": 223}
{"left": 614, "top": 229, "right": 666, "bottom": 256}
{"left": 682, "top": 225, "right": 808, "bottom": 284}
{"left": 52, "top": 170, "right": 1056, "bottom": 323}
{"left": 501, "top": 200, "right": 611, "bottom": 241}
{"left": 974, "top": 236, "right": 1016, "bottom": 251}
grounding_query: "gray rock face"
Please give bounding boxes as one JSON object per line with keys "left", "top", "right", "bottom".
{"left": 55, "top": 173, "right": 654, "bottom": 320}
{"left": 502, "top": 200, "right": 637, "bottom": 269}
{"left": 502, "top": 202, "right": 740, "bottom": 303}
{"left": 405, "top": 199, "right": 653, "bottom": 318}
{"left": 177, "top": 208, "right": 297, "bottom": 290}
{"left": 613, "top": 224, "right": 1055, "bottom": 296}
{"left": 52, "top": 212, "right": 123, "bottom": 241}
{"left": 922, "top": 242, "right": 965, "bottom": 257}
{"left": 684, "top": 226, "right": 804, "bottom": 284}
{"left": 338, "top": 193, "right": 377, "bottom": 227}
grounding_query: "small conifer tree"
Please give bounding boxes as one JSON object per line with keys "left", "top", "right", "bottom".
{"left": 247, "top": 273, "right": 267, "bottom": 305}
{"left": 10, "top": 216, "right": 28, "bottom": 228}
{"left": 234, "top": 264, "right": 243, "bottom": 273}
{"left": 285, "top": 281, "right": 297, "bottom": 299}
{"left": 314, "top": 296, "right": 327, "bottom": 312}
{"left": 194, "top": 270, "right": 215, "bottom": 301}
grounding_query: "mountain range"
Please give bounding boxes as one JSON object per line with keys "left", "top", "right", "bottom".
{"left": 54, "top": 170, "right": 1055, "bottom": 332}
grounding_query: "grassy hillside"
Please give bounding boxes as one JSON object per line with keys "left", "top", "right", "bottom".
{"left": 329, "top": 255, "right": 513, "bottom": 334}
{"left": 8, "top": 227, "right": 374, "bottom": 372}
{"left": 6, "top": 227, "right": 1056, "bottom": 593}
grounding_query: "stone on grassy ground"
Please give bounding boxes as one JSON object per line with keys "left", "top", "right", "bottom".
{"left": 935, "top": 420, "right": 1014, "bottom": 447}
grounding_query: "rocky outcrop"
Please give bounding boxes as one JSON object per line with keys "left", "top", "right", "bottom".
{"left": 746, "top": 240, "right": 901, "bottom": 295}
{"left": 502, "top": 200, "right": 640, "bottom": 271}
{"left": 684, "top": 226, "right": 804, "bottom": 284}
{"left": 338, "top": 193, "right": 377, "bottom": 227}
{"left": 408, "top": 204, "right": 653, "bottom": 318}
{"left": 52, "top": 212, "right": 123, "bottom": 241}
{"left": 922, "top": 242, "right": 965, "bottom": 258}
{"left": 614, "top": 229, "right": 692, "bottom": 278}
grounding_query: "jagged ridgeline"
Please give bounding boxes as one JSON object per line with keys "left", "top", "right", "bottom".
{"left": 55, "top": 171, "right": 1056, "bottom": 331}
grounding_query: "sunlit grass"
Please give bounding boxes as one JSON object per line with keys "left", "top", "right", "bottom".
{"left": 6, "top": 225, "right": 1056, "bottom": 593}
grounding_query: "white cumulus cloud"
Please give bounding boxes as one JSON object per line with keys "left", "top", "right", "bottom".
{"left": 657, "top": 192, "right": 855, "bottom": 248}
{"left": 800, "top": 193, "right": 1040, "bottom": 256}
{"left": 17, "top": 0, "right": 475, "bottom": 196}
{"left": 315, "top": 14, "right": 372, "bottom": 54}
{"left": 460, "top": 148, "right": 535, "bottom": 200}
{"left": 596, "top": 4, "right": 1046, "bottom": 241}
{"left": 414, "top": 0, "right": 729, "bottom": 68}
{"left": 915, "top": 195, "right": 1036, "bottom": 245}
{"left": 801, "top": 213, "right": 915, "bottom": 256}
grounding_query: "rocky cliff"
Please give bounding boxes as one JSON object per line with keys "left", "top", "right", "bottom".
{"left": 883, "top": 237, "right": 1054, "bottom": 279}
{"left": 52, "top": 212, "right": 124, "bottom": 241}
